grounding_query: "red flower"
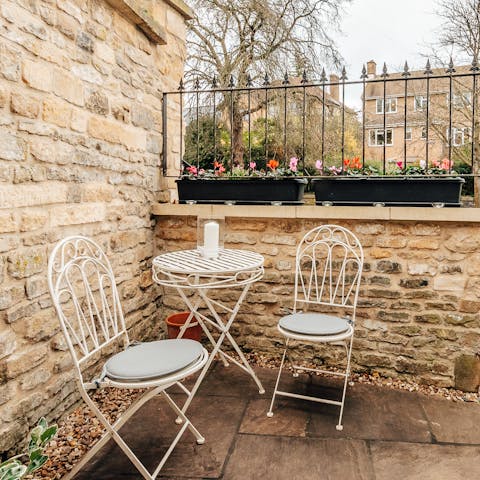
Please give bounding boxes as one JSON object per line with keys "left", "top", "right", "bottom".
{"left": 267, "top": 159, "right": 279, "bottom": 170}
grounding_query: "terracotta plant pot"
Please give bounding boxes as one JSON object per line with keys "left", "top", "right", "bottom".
{"left": 165, "top": 312, "right": 202, "bottom": 341}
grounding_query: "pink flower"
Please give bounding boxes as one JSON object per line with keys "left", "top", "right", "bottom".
{"left": 315, "top": 160, "right": 323, "bottom": 171}
{"left": 289, "top": 157, "right": 299, "bottom": 172}
{"left": 432, "top": 160, "right": 441, "bottom": 168}
{"left": 187, "top": 165, "right": 198, "bottom": 175}
{"left": 328, "top": 166, "right": 341, "bottom": 175}
{"left": 396, "top": 161, "right": 403, "bottom": 169}
{"left": 441, "top": 158, "right": 453, "bottom": 170}
{"left": 199, "top": 168, "right": 205, "bottom": 175}
{"left": 249, "top": 162, "right": 256, "bottom": 170}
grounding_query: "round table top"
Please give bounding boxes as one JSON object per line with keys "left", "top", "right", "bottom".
{"left": 152, "top": 249, "right": 264, "bottom": 275}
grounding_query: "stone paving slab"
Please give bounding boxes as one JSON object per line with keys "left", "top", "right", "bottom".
{"left": 371, "top": 442, "right": 480, "bottom": 480}
{"left": 420, "top": 395, "right": 480, "bottom": 444}
{"left": 239, "top": 398, "right": 309, "bottom": 437}
{"left": 223, "top": 436, "right": 374, "bottom": 480}
{"left": 307, "top": 380, "right": 432, "bottom": 443}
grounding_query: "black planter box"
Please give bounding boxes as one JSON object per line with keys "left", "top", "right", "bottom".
{"left": 311, "top": 176, "right": 465, "bottom": 207}
{"left": 176, "top": 177, "right": 308, "bottom": 204}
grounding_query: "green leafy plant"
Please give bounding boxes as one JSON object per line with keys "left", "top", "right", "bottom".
{"left": 0, "top": 418, "right": 58, "bottom": 480}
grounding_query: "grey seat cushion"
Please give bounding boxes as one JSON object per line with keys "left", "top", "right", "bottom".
{"left": 104, "top": 339, "right": 203, "bottom": 382}
{"left": 279, "top": 312, "right": 350, "bottom": 336}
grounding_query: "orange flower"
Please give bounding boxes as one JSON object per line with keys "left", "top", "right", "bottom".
{"left": 267, "top": 159, "right": 279, "bottom": 170}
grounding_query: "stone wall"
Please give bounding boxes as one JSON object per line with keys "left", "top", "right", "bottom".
{"left": 0, "top": 0, "right": 189, "bottom": 455}
{"left": 155, "top": 215, "right": 480, "bottom": 388}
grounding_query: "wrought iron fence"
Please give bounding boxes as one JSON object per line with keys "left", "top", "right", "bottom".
{"left": 162, "top": 59, "right": 480, "bottom": 190}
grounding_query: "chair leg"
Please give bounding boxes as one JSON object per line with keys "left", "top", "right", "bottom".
{"left": 336, "top": 337, "right": 354, "bottom": 431}
{"left": 80, "top": 390, "right": 154, "bottom": 480}
{"left": 161, "top": 391, "right": 205, "bottom": 444}
{"left": 267, "top": 339, "right": 290, "bottom": 417}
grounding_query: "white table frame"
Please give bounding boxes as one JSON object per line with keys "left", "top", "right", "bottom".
{"left": 152, "top": 249, "right": 266, "bottom": 415}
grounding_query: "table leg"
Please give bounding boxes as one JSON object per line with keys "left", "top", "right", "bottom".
{"left": 198, "top": 286, "right": 265, "bottom": 394}
{"left": 173, "top": 287, "right": 230, "bottom": 366}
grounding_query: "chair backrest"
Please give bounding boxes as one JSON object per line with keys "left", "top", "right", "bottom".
{"left": 294, "top": 225, "right": 364, "bottom": 313}
{"left": 48, "top": 236, "right": 129, "bottom": 372}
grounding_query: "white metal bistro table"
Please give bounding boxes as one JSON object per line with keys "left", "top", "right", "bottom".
{"left": 152, "top": 248, "right": 265, "bottom": 415}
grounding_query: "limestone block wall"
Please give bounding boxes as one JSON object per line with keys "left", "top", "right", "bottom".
{"left": 0, "top": 0, "right": 189, "bottom": 455}
{"left": 155, "top": 214, "right": 480, "bottom": 389}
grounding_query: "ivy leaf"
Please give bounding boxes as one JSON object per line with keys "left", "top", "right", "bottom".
{"left": 25, "top": 455, "right": 48, "bottom": 474}
{"left": 0, "top": 462, "right": 27, "bottom": 480}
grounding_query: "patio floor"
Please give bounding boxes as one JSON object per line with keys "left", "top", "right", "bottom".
{"left": 73, "top": 363, "right": 480, "bottom": 480}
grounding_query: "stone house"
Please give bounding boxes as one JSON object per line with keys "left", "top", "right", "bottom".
{"left": 364, "top": 60, "right": 474, "bottom": 167}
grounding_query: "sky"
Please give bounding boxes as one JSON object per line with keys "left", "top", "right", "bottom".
{"left": 333, "top": 0, "right": 443, "bottom": 108}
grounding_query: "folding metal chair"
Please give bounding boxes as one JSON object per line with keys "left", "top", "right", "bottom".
{"left": 267, "top": 225, "right": 364, "bottom": 430}
{"left": 48, "top": 236, "right": 208, "bottom": 480}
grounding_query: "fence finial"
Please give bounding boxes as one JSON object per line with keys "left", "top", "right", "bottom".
{"left": 402, "top": 61, "right": 410, "bottom": 77}
{"left": 424, "top": 59, "right": 433, "bottom": 75}
{"left": 471, "top": 56, "right": 480, "bottom": 72}
{"left": 178, "top": 78, "right": 184, "bottom": 91}
{"left": 246, "top": 73, "right": 253, "bottom": 87}
{"left": 282, "top": 71, "right": 290, "bottom": 85}
{"left": 194, "top": 77, "right": 200, "bottom": 89}
{"left": 212, "top": 75, "right": 218, "bottom": 88}
{"left": 263, "top": 73, "right": 270, "bottom": 86}
{"left": 228, "top": 75, "right": 235, "bottom": 88}
{"left": 301, "top": 69, "right": 308, "bottom": 84}
{"left": 320, "top": 68, "right": 327, "bottom": 83}
{"left": 340, "top": 66, "right": 347, "bottom": 81}
{"left": 381, "top": 62, "right": 388, "bottom": 78}
{"left": 360, "top": 64, "right": 367, "bottom": 79}
{"left": 446, "top": 57, "right": 456, "bottom": 73}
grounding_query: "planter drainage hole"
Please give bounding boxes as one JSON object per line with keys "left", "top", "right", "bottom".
{"left": 432, "top": 202, "right": 445, "bottom": 208}
{"left": 186, "top": 200, "right": 197, "bottom": 205}
{"left": 373, "top": 202, "right": 386, "bottom": 207}
{"left": 322, "top": 201, "right": 333, "bottom": 206}
{"left": 224, "top": 201, "right": 236, "bottom": 205}
{"left": 271, "top": 201, "right": 283, "bottom": 206}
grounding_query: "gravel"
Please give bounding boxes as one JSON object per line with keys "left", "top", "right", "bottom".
{"left": 32, "top": 353, "right": 479, "bottom": 478}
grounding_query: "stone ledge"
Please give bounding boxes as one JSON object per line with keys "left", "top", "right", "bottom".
{"left": 105, "top": 0, "right": 167, "bottom": 44}
{"left": 163, "top": 0, "right": 193, "bottom": 20}
{"left": 152, "top": 203, "right": 480, "bottom": 223}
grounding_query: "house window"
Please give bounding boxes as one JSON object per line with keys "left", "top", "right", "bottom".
{"left": 414, "top": 95, "right": 428, "bottom": 111}
{"left": 446, "top": 127, "right": 472, "bottom": 146}
{"left": 369, "top": 129, "right": 393, "bottom": 146}
{"left": 451, "top": 92, "right": 472, "bottom": 109}
{"left": 376, "top": 98, "right": 397, "bottom": 114}
{"left": 405, "top": 127, "right": 412, "bottom": 141}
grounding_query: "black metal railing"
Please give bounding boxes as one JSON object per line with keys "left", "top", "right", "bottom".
{"left": 162, "top": 58, "right": 480, "bottom": 192}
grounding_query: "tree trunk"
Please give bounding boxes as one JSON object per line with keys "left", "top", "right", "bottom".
{"left": 232, "top": 106, "right": 244, "bottom": 167}
{"left": 227, "top": 95, "right": 244, "bottom": 168}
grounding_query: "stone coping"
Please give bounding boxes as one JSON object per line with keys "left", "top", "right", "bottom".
{"left": 163, "top": 0, "right": 194, "bottom": 19}
{"left": 152, "top": 203, "right": 480, "bottom": 223}
{"left": 105, "top": 0, "right": 167, "bottom": 44}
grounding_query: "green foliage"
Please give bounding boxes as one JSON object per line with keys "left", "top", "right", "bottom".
{"left": 183, "top": 116, "right": 229, "bottom": 170}
{"left": 455, "top": 162, "right": 473, "bottom": 196}
{"left": 0, "top": 418, "right": 57, "bottom": 480}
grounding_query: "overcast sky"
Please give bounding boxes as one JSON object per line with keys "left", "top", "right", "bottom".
{"left": 333, "top": 0, "right": 443, "bottom": 108}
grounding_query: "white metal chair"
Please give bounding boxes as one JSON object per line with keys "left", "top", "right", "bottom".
{"left": 267, "top": 225, "right": 364, "bottom": 430}
{"left": 48, "top": 236, "right": 208, "bottom": 480}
